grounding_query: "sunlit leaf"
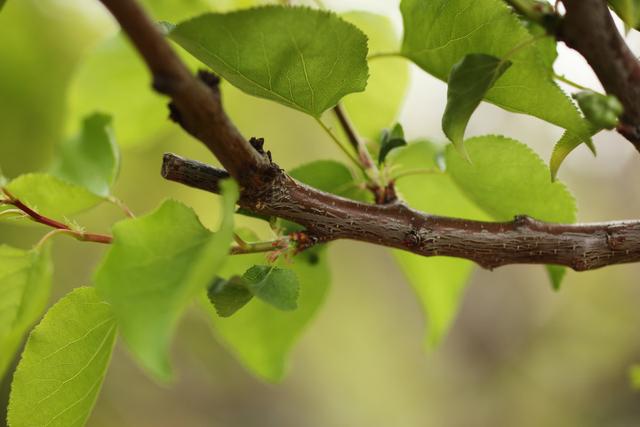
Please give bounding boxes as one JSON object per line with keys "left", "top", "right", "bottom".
{"left": 94, "top": 181, "right": 238, "bottom": 381}
{"left": 2, "top": 173, "right": 103, "bottom": 220}
{"left": 443, "top": 54, "right": 511, "bottom": 156}
{"left": 167, "top": 6, "right": 369, "bottom": 117}
{"left": 51, "top": 113, "right": 119, "bottom": 197}
{"left": 401, "top": 0, "right": 589, "bottom": 138}
{"left": 341, "top": 12, "right": 410, "bottom": 141}
{"left": 204, "top": 232, "right": 330, "bottom": 381}
{"left": 387, "top": 141, "right": 489, "bottom": 348}
{"left": 8, "top": 287, "right": 116, "bottom": 427}
{"left": 0, "top": 245, "right": 52, "bottom": 379}
{"left": 445, "top": 135, "right": 577, "bottom": 288}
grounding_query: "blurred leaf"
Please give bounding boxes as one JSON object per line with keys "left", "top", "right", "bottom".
{"left": 167, "top": 6, "right": 368, "bottom": 117}
{"left": 443, "top": 54, "right": 511, "bottom": 157}
{"left": 341, "top": 12, "right": 410, "bottom": 141}
{"left": 573, "top": 91, "right": 623, "bottom": 130}
{"left": 387, "top": 141, "right": 489, "bottom": 348}
{"left": 546, "top": 265, "right": 566, "bottom": 291}
{"left": 608, "top": 0, "right": 640, "bottom": 29}
{"left": 204, "top": 238, "right": 330, "bottom": 381}
{"left": 207, "top": 276, "right": 253, "bottom": 317}
{"left": 549, "top": 128, "right": 598, "bottom": 180}
{"left": 2, "top": 173, "right": 103, "bottom": 220}
{"left": 51, "top": 113, "right": 119, "bottom": 197}
{"left": 0, "top": 0, "right": 5, "bottom": 11}
{"left": 0, "top": 245, "right": 52, "bottom": 379}
{"left": 8, "top": 287, "right": 116, "bottom": 427}
{"left": 631, "top": 364, "right": 640, "bottom": 389}
{"left": 95, "top": 181, "right": 237, "bottom": 381}
{"left": 445, "top": 136, "right": 577, "bottom": 288}
{"left": 378, "top": 123, "right": 407, "bottom": 165}
{"left": 400, "top": 0, "right": 589, "bottom": 138}
{"left": 242, "top": 265, "right": 299, "bottom": 311}
{"left": 289, "top": 160, "right": 370, "bottom": 202}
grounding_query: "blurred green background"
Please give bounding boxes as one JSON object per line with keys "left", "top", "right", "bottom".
{"left": 1, "top": 0, "right": 639, "bottom": 426}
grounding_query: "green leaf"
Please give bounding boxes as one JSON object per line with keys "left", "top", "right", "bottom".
{"left": 341, "top": 12, "right": 410, "bottom": 141}
{"left": 8, "top": 287, "right": 116, "bottom": 427}
{"left": 573, "top": 91, "right": 623, "bottom": 130}
{"left": 242, "top": 265, "right": 299, "bottom": 311}
{"left": 550, "top": 128, "right": 598, "bottom": 180}
{"left": 400, "top": 0, "right": 589, "bottom": 137}
{"left": 51, "top": 113, "right": 119, "bottom": 197}
{"left": 631, "top": 364, "right": 640, "bottom": 389}
{"left": 289, "top": 160, "right": 370, "bottom": 202}
{"left": 204, "top": 242, "right": 330, "bottom": 381}
{"left": 167, "top": 6, "right": 369, "bottom": 117}
{"left": 207, "top": 276, "right": 253, "bottom": 318}
{"left": 387, "top": 141, "right": 489, "bottom": 348}
{"left": 445, "top": 135, "right": 577, "bottom": 288}
{"left": 0, "top": 0, "right": 6, "bottom": 11}
{"left": 2, "top": 173, "right": 103, "bottom": 220}
{"left": 609, "top": 0, "right": 640, "bottom": 30}
{"left": 0, "top": 245, "right": 52, "bottom": 379}
{"left": 378, "top": 123, "right": 407, "bottom": 164}
{"left": 443, "top": 54, "right": 511, "bottom": 156}
{"left": 94, "top": 181, "right": 238, "bottom": 381}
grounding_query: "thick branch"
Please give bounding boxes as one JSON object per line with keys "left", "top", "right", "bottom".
{"left": 559, "top": 0, "right": 640, "bottom": 148}
{"left": 162, "top": 153, "right": 640, "bottom": 271}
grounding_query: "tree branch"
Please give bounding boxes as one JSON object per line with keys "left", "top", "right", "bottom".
{"left": 101, "top": 0, "right": 640, "bottom": 272}
{"left": 558, "top": 0, "right": 640, "bottom": 149}
{"left": 162, "top": 153, "right": 640, "bottom": 271}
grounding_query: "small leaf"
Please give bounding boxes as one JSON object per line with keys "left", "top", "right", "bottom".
{"left": 204, "top": 239, "right": 330, "bottom": 381}
{"left": 445, "top": 135, "right": 577, "bottom": 289}
{"left": 546, "top": 264, "right": 566, "bottom": 291}
{"left": 631, "top": 364, "right": 640, "bottom": 389}
{"left": 573, "top": 91, "right": 623, "bottom": 130}
{"left": 443, "top": 54, "right": 511, "bottom": 156}
{"left": 0, "top": 245, "right": 52, "bottom": 378}
{"left": 207, "top": 276, "right": 253, "bottom": 318}
{"left": 167, "top": 6, "right": 369, "bottom": 117}
{"left": 51, "top": 113, "right": 119, "bottom": 197}
{"left": 94, "top": 181, "right": 238, "bottom": 381}
{"left": 387, "top": 141, "right": 489, "bottom": 348}
{"left": 550, "top": 128, "right": 599, "bottom": 180}
{"left": 8, "top": 287, "right": 116, "bottom": 427}
{"left": 2, "top": 173, "right": 103, "bottom": 220}
{"left": 378, "top": 123, "right": 407, "bottom": 164}
{"left": 242, "top": 265, "right": 299, "bottom": 311}
{"left": 608, "top": 0, "right": 640, "bottom": 30}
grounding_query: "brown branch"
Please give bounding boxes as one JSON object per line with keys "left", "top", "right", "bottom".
{"left": 162, "top": 153, "right": 640, "bottom": 271}
{"left": 101, "top": 0, "right": 640, "bottom": 272}
{"left": 558, "top": 0, "right": 640, "bottom": 149}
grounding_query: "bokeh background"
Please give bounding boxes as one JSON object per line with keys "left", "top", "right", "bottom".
{"left": 1, "top": 0, "right": 639, "bottom": 426}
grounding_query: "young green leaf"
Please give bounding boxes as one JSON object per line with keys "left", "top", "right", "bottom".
{"left": 608, "top": 0, "right": 640, "bottom": 30}
{"left": 2, "top": 173, "right": 103, "bottom": 220}
{"left": 445, "top": 135, "right": 577, "bottom": 288}
{"left": 0, "top": 245, "right": 52, "bottom": 378}
{"left": 8, "top": 287, "right": 116, "bottom": 427}
{"left": 242, "top": 265, "right": 299, "bottom": 311}
{"left": 401, "top": 0, "right": 589, "bottom": 138}
{"left": 207, "top": 276, "right": 253, "bottom": 318}
{"left": 341, "top": 12, "right": 410, "bottom": 141}
{"left": 631, "top": 364, "right": 640, "bottom": 389}
{"left": 550, "top": 128, "right": 599, "bottom": 180}
{"left": 204, "top": 241, "right": 330, "bottom": 381}
{"left": 51, "top": 113, "right": 119, "bottom": 197}
{"left": 573, "top": 91, "right": 623, "bottom": 130}
{"left": 387, "top": 141, "right": 490, "bottom": 348}
{"left": 94, "top": 181, "right": 238, "bottom": 381}
{"left": 166, "top": 6, "right": 369, "bottom": 117}
{"left": 442, "top": 54, "right": 512, "bottom": 156}
{"left": 378, "top": 123, "right": 407, "bottom": 164}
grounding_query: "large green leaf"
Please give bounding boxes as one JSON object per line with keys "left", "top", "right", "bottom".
{"left": 443, "top": 54, "right": 511, "bottom": 155}
{"left": 400, "top": 0, "right": 588, "bottom": 137}
{"left": 2, "top": 173, "right": 103, "bottom": 220}
{"left": 8, "top": 287, "right": 116, "bottom": 427}
{"left": 51, "top": 113, "right": 119, "bottom": 197}
{"left": 341, "top": 12, "right": 410, "bottom": 141}
{"left": 445, "top": 136, "right": 577, "bottom": 288}
{"left": 0, "top": 245, "right": 52, "bottom": 379}
{"left": 167, "top": 6, "right": 369, "bottom": 117}
{"left": 94, "top": 182, "right": 238, "bottom": 381}
{"left": 387, "top": 141, "right": 489, "bottom": 348}
{"left": 204, "top": 240, "right": 330, "bottom": 381}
